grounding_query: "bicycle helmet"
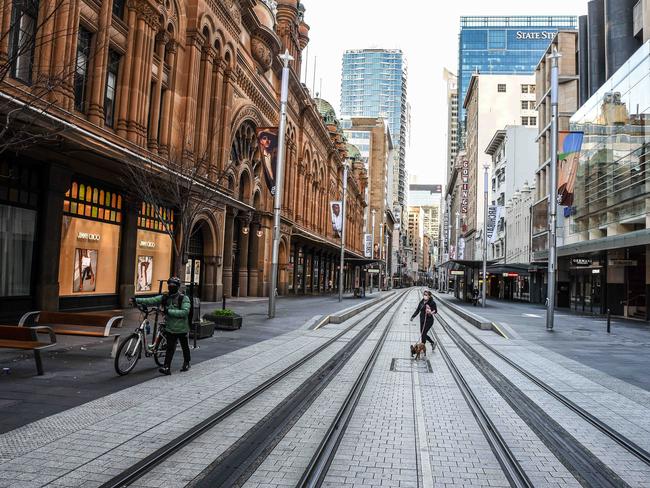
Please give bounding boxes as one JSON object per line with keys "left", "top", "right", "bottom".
{"left": 167, "top": 276, "right": 181, "bottom": 294}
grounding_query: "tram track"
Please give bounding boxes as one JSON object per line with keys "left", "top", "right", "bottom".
{"left": 437, "top": 304, "right": 650, "bottom": 468}
{"left": 98, "top": 289, "right": 410, "bottom": 488}
{"left": 434, "top": 307, "right": 634, "bottom": 488}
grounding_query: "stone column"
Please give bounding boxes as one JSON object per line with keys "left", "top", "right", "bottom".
{"left": 293, "top": 244, "right": 299, "bottom": 293}
{"left": 218, "top": 68, "right": 236, "bottom": 171}
{"left": 208, "top": 59, "right": 225, "bottom": 173}
{"left": 248, "top": 217, "right": 260, "bottom": 296}
{"left": 203, "top": 256, "right": 216, "bottom": 301}
{"left": 147, "top": 32, "right": 169, "bottom": 152}
{"left": 116, "top": 4, "right": 137, "bottom": 137}
{"left": 222, "top": 209, "right": 236, "bottom": 297}
{"left": 87, "top": 0, "right": 112, "bottom": 125}
{"left": 35, "top": 165, "right": 72, "bottom": 311}
{"left": 181, "top": 31, "right": 204, "bottom": 160}
{"left": 158, "top": 41, "right": 178, "bottom": 157}
{"left": 195, "top": 46, "right": 215, "bottom": 162}
{"left": 118, "top": 197, "right": 138, "bottom": 307}
{"left": 237, "top": 214, "right": 250, "bottom": 297}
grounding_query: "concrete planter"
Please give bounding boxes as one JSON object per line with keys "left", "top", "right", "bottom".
{"left": 190, "top": 321, "right": 215, "bottom": 339}
{"left": 213, "top": 315, "right": 242, "bottom": 331}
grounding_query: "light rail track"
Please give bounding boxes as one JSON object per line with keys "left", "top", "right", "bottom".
{"left": 98, "top": 290, "right": 410, "bottom": 488}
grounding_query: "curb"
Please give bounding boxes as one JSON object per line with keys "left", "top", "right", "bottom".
{"left": 433, "top": 293, "right": 501, "bottom": 334}
{"left": 312, "top": 291, "right": 397, "bottom": 330}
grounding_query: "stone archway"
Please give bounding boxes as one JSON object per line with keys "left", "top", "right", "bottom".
{"left": 187, "top": 217, "right": 219, "bottom": 301}
{"left": 278, "top": 237, "right": 289, "bottom": 295}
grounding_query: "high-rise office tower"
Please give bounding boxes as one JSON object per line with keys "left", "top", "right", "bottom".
{"left": 457, "top": 15, "right": 577, "bottom": 146}
{"left": 443, "top": 69, "right": 458, "bottom": 182}
{"left": 340, "top": 49, "right": 408, "bottom": 210}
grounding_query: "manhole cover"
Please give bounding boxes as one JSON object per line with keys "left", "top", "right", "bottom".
{"left": 390, "top": 358, "right": 432, "bottom": 373}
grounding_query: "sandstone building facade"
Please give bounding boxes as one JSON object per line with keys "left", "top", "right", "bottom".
{"left": 0, "top": 0, "right": 367, "bottom": 319}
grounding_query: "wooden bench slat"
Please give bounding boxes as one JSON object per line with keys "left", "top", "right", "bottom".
{"left": 0, "top": 339, "right": 52, "bottom": 350}
{"left": 37, "top": 312, "right": 111, "bottom": 327}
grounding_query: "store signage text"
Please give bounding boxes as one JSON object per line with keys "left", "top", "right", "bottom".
{"left": 139, "top": 240, "right": 156, "bottom": 248}
{"left": 502, "top": 272, "right": 519, "bottom": 277}
{"left": 460, "top": 159, "right": 469, "bottom": 214}
{"left": 609, "top": 259, "right": 637, "bottom": 266}
{"left": 77, "top": 232, "right": 100, "bottom": 241}
{"left": 571, "top": 258, "right": 592, "bottom": 266}
{"left": 451, "top": 270, "right": 464, "bottom": 276}
{"left": 516, "top": 31, "right": 555, "bottom": 40}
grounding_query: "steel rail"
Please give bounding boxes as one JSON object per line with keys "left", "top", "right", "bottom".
{"left": 437, "top": 305, "right": 650, "bottom": 468}
{"left": 98, "top": 291, "right": 407, "bottom": 488}
{"left": 436, "top": 312, "right": 631, "bottom": 488}
{"left": 432, "top": 321, "right": 533, "bottom": 488}
{"left": 192, "top": 290, "right": 411, "bottom": 487}
{"left": 296, "top": 289, "right": 412, "bottom": 488}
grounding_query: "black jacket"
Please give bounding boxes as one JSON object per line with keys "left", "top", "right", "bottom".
{"left": 411, "top": 297, "right": 437, "bottom": 327}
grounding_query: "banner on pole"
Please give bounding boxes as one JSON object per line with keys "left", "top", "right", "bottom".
{"left": 255, "top": 127, "right": 279, "bottom": 196}
{"left": 364, "top": 234, "right": 372, "bottom": 257}
{"left": 330, "top": 201, "right": 343, "bottom": 237}
{"left": 487, "top": 205, "right": 504, "bottom": 244}
{"left": 557, "top": 131, "right": 584, "bottom": 206}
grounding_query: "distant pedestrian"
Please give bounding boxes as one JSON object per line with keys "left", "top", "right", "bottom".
{"left": 131, "top": 277, "right": 191, "bottom": 375}
{"left": 410, "top": 289, "right": 437, "bottom": 350}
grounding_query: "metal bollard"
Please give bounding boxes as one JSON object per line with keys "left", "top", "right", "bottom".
{"left": 607, "top": 309, "right": 611, "bottom": 334}
{"left": 222, "top": 295, "right": 226, "bottom": 310}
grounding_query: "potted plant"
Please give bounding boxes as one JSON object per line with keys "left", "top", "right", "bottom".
{"left": 190, "top": 318, "right": 216, "bottom": 339}
{"left": 203, "top": 309, "right": 242, "bottom": 331}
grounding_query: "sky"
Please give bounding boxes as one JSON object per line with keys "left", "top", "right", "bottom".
{"left": 302, "top": 0, "right": 586, "bottom": 187}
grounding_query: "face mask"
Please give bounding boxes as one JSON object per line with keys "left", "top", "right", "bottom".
{"left": 168, "top": 284, "right": 179, "bottom": 295}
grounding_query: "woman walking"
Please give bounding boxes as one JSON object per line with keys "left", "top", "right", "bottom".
{"left": 410, "top": 289, "right": 437, "bottom": 350}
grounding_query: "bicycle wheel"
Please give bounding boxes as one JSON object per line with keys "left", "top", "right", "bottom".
{"left": 153, "top": 334, "right": 167, "bottom": 367}
{"left": 114, "top": 333, "right": 142, "bottom": 375}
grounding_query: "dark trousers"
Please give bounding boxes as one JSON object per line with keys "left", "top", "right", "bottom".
{"left": 164, "top": 332, "right": 191, "bottom": 368}
{"left": 420, "top": 321, "right": 435, "bottom": 346}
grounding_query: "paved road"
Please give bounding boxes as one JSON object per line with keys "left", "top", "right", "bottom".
{"left": 436, "top": 292, "right": 650, "bottom": 391}
{"left": 0, "top": 292, "right": 386, "bottom": 434}
{"left": 2, "top": 289, "right": 649, "bottom": 487}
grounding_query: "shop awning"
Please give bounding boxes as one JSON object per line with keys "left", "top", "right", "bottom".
{"left": 449, "top": 259, "right": 499, "bottom": 268}
{"left": 487, "top": 263, "right": 530, "bottom": 276}
{"left": 292, "top": 226, "right": 366, "bottom": 260}
{"left": 345, "top": 257, "right": 384, "bottom": 266}
{"left": 556, "top": 229, "right": 650, "bottom": 257}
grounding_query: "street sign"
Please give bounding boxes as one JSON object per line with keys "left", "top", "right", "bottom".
{"left": 368, "top": 269, "right": 380, "bottom": 274}
{"left": 451, "top": 270, "right": 464, "bottom": 276}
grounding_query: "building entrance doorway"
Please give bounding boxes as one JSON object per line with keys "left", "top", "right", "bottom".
{"left": 185, "top": 228, "right": 204, "bottom": 297}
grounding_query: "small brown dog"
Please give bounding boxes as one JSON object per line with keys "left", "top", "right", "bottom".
{"left": 410, "top": 342, "right": 426, "bottom": 360}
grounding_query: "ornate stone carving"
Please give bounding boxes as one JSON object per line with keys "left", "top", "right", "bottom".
{"left": 251, "top": 35, "right": 272, "bottom": 71}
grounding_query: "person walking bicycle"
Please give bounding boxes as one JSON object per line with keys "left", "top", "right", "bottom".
{"left": 410, "top": 289, "right": 437, "bottom": 351}
{"left": 131, "top": 277, "right": 191, "bottom": 375}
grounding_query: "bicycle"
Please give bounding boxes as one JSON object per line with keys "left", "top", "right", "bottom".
{"left": 114, "top": 304, "right": 168, "bottom": 375}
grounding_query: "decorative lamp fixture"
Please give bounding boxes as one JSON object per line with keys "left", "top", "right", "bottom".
{"left": 242, "top": 226, "right": 249, "bottom": 235}
{"left": 256, "top": 229, "right": 263, "bottom": 237}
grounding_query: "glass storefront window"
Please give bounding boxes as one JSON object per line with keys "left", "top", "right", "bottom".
{"left": 0, "top": 204, "right": 36, "bottom": 296}
{"left": 135, "top": 229, "right": 173, "bottom": 294}
{"left": 58, "top": 216, "right": 120, "bottom": 296}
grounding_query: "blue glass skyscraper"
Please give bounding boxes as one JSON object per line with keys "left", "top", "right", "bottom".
{"left": 340, "top": 49, "right": 408, "bottom": 207}
{"left": 458, "top": 16, "right": 577, "bottom": 140}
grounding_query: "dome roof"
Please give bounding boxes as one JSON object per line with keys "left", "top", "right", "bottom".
{"left": 314, "top": 97, "right": 336, "bottom": 121}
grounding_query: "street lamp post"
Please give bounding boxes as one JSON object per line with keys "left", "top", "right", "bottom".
{"left": 268, "top": 50, "right": 293, "bottom": 319}
{"left": 482, "top": 162, "right": 489, "bottom": 308}
{"left": 338, "top": 161, "right": 349, "bottom": 302}
{"left": 546, "top": 47, "right": 561, "bottom": 331}
{"left": 371, "top": 208, "right": 376, "bottom": 293}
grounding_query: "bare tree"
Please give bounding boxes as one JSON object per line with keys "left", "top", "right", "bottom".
{"left": 123, "top": 151, "right": 244, "bottom": 280}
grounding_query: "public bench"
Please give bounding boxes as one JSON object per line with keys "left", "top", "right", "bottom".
{"left": 19, "top": 311, "right": 123, "bottom": 357}
{"left": 0, "top": 325, "right": 57, "bottom": 375}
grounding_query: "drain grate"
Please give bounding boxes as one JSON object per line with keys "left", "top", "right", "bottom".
{"left": 390, "top": 358, "right": 432, "bottom": 373}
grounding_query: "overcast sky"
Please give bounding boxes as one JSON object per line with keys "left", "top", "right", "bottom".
{"left": 302, "top": 0, "right": 586, "bottom": 188}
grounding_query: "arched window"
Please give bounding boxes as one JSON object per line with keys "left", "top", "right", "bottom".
{"left": 230, "top": 121, "right": 257, "bottom": 165}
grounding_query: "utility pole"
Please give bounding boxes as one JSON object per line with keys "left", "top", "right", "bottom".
{"left": 482, "top": 162, "right": 489, "bottom": 308}
{"left": 546, "top": 47, "right": 561, "bottom": 331}
{"left": 268, "top": 50, "right": 293, "bottom": 319}
{"left": 338, "top": 161, "right": 349, "bottom": 302}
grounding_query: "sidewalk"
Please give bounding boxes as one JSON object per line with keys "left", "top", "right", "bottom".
{"left": 435, "top": 292, "right": 650, "bottom": 391}
{"left": 0, "top": 291, "right": 387, "bottom": 434}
